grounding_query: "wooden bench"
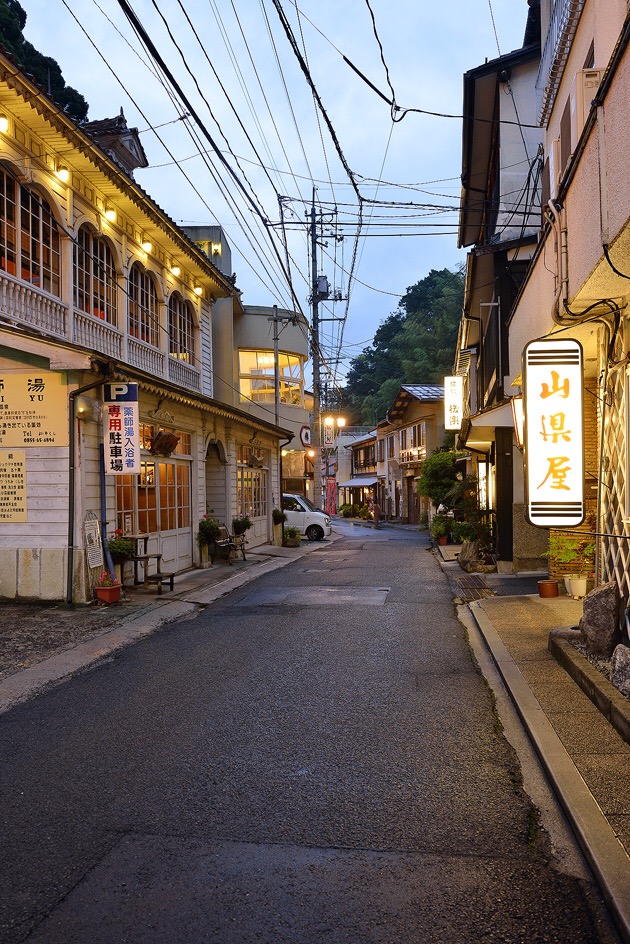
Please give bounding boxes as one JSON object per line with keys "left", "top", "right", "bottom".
{"left": 128, "top": 553, "right": 176, "bottom": 595}
{"left": 210, "top": 527, "right": 247, "bottom": 565}
{"left": 129, "top": 552, "right": 163, "bottom": 586}
{"left": 144, "top": 571, "right": 175, "bottom": 595}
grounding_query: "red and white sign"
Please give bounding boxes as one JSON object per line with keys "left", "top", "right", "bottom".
{"left": 103, "top": 382, "right": 140, "bottom": 475}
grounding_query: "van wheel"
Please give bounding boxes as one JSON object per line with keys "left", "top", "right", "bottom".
{"left": 306, "top": 524, "right": 324, "bottom": 541}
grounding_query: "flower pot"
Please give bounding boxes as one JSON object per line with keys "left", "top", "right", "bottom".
{"left": 568, "top": 576, "right": 588, "bottom": 599}
{"left": 95, "top": 585, "right": 121, "bottom": 605}
{"left": 538, "top": 579, "right": 559, "bottom": 598}
{"left": 284, "top": 537, "right": 301, "bottom": 548}
{"left": 438, "top": 535, "right": 448, "bottom": 546}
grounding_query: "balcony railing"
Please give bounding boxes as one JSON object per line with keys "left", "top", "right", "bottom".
{"left": 74, "top": 310, "right": 123, "bottom": 359}
{"left": 400, "top": 447, "right": 426, "bottom": 465}
{"left": 3, "top": 271, "right": 202, "bottom": 398}
{"left": 0, "top": 273, "right": 68, "bottom": 338}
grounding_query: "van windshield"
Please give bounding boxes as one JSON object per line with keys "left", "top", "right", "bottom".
{"left": 300, "top": 496, "right": 318, "bottom": 512}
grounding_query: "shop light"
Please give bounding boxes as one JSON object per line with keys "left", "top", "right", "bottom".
{"left": 523, "top": 337, "right": 584, "bottom": 528}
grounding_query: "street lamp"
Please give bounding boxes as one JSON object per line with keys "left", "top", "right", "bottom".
{"left": 321, "top": 415, "right": 345, "bottom": 514}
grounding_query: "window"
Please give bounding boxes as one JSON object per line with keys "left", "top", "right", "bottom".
{"left": 377, "top": 439, "right": 384, "bottom": 462}
{"left": 400, "top": 428, "right": 407, "bottom": 449}
{"left": 239, "top": 350, "right": 304, "bottom": 405}
{"left": 168, "top": 292, "right": 195, "bottom": 362}
{"left": 129, "top": 262, "right": 159, "bottom": 346}
{"left": 237, "top": 444, "right": 268, "bottom": 518}
{"left": 387, "top": 435, "right": 395, "bottom": 459}
{"left": 74, "top": 225, "right": 116, "bottom": 323}
{"left": 0, "top": 165, "right": 60, "bottom": 295}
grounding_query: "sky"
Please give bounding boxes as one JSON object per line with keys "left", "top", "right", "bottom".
{"left": 20, "top": 0, "right": 530, "bottom": 384}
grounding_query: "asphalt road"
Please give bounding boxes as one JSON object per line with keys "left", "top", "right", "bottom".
{"left": 0, "top": 522, "right": 619, "bottom": 942}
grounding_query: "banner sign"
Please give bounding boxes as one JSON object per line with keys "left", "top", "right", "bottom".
{"left": 444, "top": 376, "right": 463, "bottom": 430}
{"left": 103, "top": 382, "right": 140, "bottom": 475}
{"left": 523, "top": 338, "right": 584, "bottom": 527}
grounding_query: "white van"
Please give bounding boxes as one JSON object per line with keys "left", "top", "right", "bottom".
{"left": 282, "top": 493, "right": 332, "bottom": 541}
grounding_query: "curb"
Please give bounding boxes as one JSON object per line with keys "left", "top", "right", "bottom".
{"left": 468, "top": 599, "right": 630, "bottom": 944}
{"left": 549, "top": 631, "right": 630, "bottom": 746}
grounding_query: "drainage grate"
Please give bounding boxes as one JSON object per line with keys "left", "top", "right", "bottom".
{"left": 455, "top": 574, "right": 495, "bottom": 601}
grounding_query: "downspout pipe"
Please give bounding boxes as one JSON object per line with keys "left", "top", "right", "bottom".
{"left": 66, "top": 374, "right": 110, "bottom": 605}
{"left": 546, "top": 199, "right": 568, "bottom": 324}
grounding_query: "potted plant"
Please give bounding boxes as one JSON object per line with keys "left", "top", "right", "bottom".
{"left": 198, "top": 514, "right": 221, "bottom": 546}
{"left": 545, "top": 530, "right": 596, "bottom": 598}
{"left": 283, "top": 525, "right": 301, "bottom": 547}
{"left": 94, "top": 570, "right": 121, "bottom": 605}
{"left": 232, "top": 515, "right": 253, "bottom": 536}
{"left": 107, "top": 531, "right": 136, "bottom": 564}
{"left": 430, "top": 514, "right": 450, "bottom": 545}
{"left": 272, "top": 508, "right": 287, "bottom": 525}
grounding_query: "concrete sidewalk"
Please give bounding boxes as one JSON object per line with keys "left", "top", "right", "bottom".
{"left": 464, "top": 590, "right": 630, "bottom": 943}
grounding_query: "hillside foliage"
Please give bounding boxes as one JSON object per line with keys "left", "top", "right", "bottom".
{"left": 0, "top": 0, "right": 88, "bottom": 121}
{"left": 342, "top": 267, "right": 464, "bottom": 425}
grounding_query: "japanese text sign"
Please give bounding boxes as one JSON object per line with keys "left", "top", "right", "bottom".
{"left": 0, "top": 371, "right": 67, "bottom": 447}
{"left": 103, "top": 382, "right": 140, "bottom": 475}
{"left": 444, "top": 376, "right": 463, "bottom": 431}
{"left": 523, "top": 338, "right": 584, "bottom": 527}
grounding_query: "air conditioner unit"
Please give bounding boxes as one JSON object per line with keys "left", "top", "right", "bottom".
{"left": 548, "top": 137, "right": 561, "bottom": 200}
{"left": 570, "top": 69, "right": 604, "bottom": 151}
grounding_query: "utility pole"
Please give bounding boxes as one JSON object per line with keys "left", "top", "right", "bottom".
{"left": 310, "top": 190, "right": 323, "bottom": 508}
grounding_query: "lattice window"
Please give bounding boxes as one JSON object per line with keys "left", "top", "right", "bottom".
{"left": 74, "top": 225, "right": 117, "bottom": 323}
{"left": 129, "top": 262, "right": 159, "bottom": 346}
{"left": 168, "top": 291, "right": 195, "bottom": 362}
{"left": 600, "top": 330, "right": 629, "bottom": 605}
{"left": 0, "top": 166, "right": 60, "bottom": 295}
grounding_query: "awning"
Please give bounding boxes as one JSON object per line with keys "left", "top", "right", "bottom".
{"left": 339, "top": 476, "right": 378, "bottom": 488}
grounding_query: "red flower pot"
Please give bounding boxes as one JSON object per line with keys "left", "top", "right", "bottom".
{"left": 95, "top": 585, "right": 121, "bottom": 605}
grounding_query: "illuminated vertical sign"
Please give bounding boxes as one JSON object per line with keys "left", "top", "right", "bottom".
{"left": 444, "top": 376, "right": 463, "bottom": 430}
{"left": 523, "top": 338, "right": 584, "bottom": 527}
{"left": 103, "top": 382, "right": 140, "bottom": 475}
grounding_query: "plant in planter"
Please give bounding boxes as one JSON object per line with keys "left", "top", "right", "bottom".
{"left": 272, "top": 508, "right": 287, "bottom": 525}
{"left": 232, "top": 515, "right": 253, "bottom": 536}
{"left": 107, "top": 532, "right": 136, "bottom": 564}
{"left": 430, "top": 514, "right": 450, "bottom": 545}
{"left": 283, "top": 525, "right": 301, "bottom": 547}
{"left": 94, "top": 569, "right": 121, "bottom": 605}
{"left": 198, "top": 515, "right": 221, "bottom": 547}
{"left": 545, "top": 529, "right": 596, "bottom": 598}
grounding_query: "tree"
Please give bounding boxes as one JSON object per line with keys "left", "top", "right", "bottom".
{"left": 343, "top": 267, "right": 463, "bottom": 424}
{"left": 0, "top": 0, "right": 88, "bottom": 121}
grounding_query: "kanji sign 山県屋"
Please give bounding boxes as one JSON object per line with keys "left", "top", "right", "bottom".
{"left": 523, "top": 338, "right": 584, "bottom": 528}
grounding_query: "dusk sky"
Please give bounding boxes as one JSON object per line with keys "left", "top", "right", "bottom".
{"left": 21, "top": 0, "right": 530, "bottom": 381}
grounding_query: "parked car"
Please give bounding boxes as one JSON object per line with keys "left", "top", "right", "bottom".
{"left": 282, "top": 493, "right": 332, "bottom": 541}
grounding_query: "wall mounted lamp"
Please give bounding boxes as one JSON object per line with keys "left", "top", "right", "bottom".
{"left": 141, "top": 239, "right": 153, "bottom": 253}
{"left": 194, "top": 285, "right": 203, "bottom": 296}
{"left": 0, "top": 115, "right": 9, "bottom": 133}
{"left": 56, "top": 164, "right": 70, "bottom": 183}
{"left": 104, "top": 207, "right": 116, "bottom": 223}
{"left": 171, "top": 263, "right": 181, "bottom": 277}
